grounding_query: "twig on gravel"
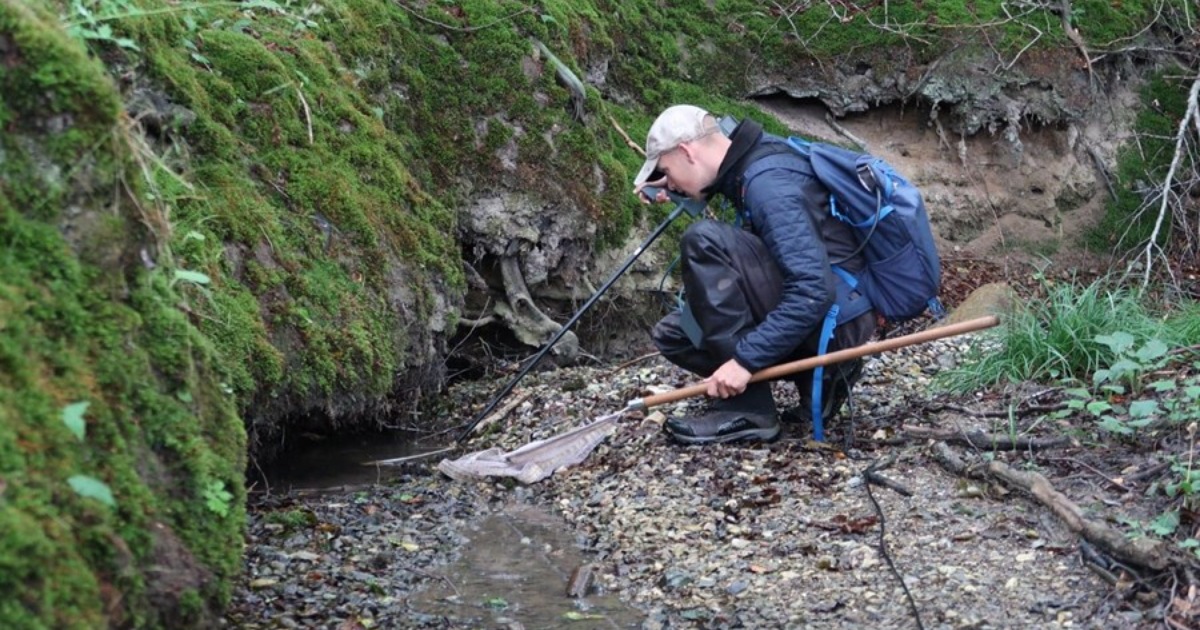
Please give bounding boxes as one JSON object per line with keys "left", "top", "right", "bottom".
{"left": 862, "top": 452, "right": 913, "bottom": 496}
{"left": 902, "top": 425, "right": 1071, "bottom": 451}
{"left": 600, "top": 351, "right": 660, "bottom": 377}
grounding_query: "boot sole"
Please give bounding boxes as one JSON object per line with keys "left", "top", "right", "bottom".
{"left": 667, "top": 425, "right": 780, "bottom": 445}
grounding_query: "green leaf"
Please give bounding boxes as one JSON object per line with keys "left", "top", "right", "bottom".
{"left": 1095, "top": 332, "right": 1136, "bottom": 355}
{"left": 203, "top": 480, "right": 233, "bottom": 516}
{"left": 173, "top": 269, "right": 211, "bottom": 285}
{"left": 1185, "top": 386, "right": 1200, "bottom": 399}
{"left": 1150, "top": 510, "right": 1180, "bottom": 536}
{"left": 1129, "top": 400, "right": 1159, "bottom": 418}
{"left": 1093, "top": 369, "right": 1112, "bottom": 385}
{"left": 62, "top": 401, "right": 89, "bottom": 441}
{"left": 1110, "top": 359, "right": 1142, "bottom": 375}
{"left": 1097, "top": 416, "right": 1132, "bottom": 435}
{"left": 1134, "top": 339, "right": 1169, "bottom": 363}
{"left": 1065, "top": 387, "right": 1092, "bottom": 398}
{"left": 483, "top": 597, "right": 508, "bottom": 610}
{"left": 540, "top": 13, "right": 557, "bottom": 23}
{"left": 115, "top": 38, "right": 139, "bottom": 51}
{"left": 69, "top": 475, "right": 115, "bottom": 507}
{"left": 1086, "top": 400, "right": 1113, "bottom": 415}
{"left": 1150, "top": 379, "right": 1178, "bottom": 392}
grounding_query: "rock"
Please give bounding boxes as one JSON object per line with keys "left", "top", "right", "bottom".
{"left": 940, "top": 282, "right": 1014, "bottom": 327}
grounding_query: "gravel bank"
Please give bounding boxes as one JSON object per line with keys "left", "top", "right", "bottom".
{"left": 229, "top": 337, "right": 1136, "bottom": 629}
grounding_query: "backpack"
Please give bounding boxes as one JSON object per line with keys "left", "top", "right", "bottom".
{"left": 741, "top": 136, "right": 946, "bottom": 441}
{"left": 782, "top": 136, "right": 944, "bottom": 324}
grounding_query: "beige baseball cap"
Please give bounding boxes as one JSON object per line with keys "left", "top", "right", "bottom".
{"left": 633, "top": 105, "right": 713, "bottom": 186}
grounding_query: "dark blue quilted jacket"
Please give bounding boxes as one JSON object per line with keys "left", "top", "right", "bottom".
{"left": 711, "top": 128, "right": 864, "bottom": 372}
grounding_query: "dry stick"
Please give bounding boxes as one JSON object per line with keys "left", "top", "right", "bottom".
{"left": 600, "top": 350, "right": 661, "bottom": 377}
{"left": 1139, "top": 73, "right": 1200, "bottom": 288}
{"left": 608, "top": 114, "right": 645, "bottom": 157}
{"left": 824, "top": 112, "right": 868, "bottom": 151}
{"left": 901, "top": 426, "right": 1071, "bottom": 451}
{"left": 363, "top": 445, "right": 457, "bottom": 467}
{"left": 1057, "top": 0, "right": 1096, "bottom": 90}
{"left": 295, "top": 86, "right": 313, "bottom": 145}
{"left": 923, "top": 401, "right": 1067, "bottom": 420}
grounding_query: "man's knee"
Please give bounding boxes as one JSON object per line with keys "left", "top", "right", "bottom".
{"left": 680, "top": 220, "right": 735, "bottom": 258}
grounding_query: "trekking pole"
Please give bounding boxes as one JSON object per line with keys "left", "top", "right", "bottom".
{"left": 456, "top": 188, "right": 707, "bottom": 444}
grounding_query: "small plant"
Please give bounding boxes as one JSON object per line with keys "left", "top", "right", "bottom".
{"left": 1092, "top": 332, "right": 1169, "bottom": 396}
{"left": 265, "top": 508, "right": 316, "bottom": 530}
{"left": 202, "top": 479, "right": 234, "bottom": 517}
{"left": 59, "top": 401, "right": 118, "bottom": 508}
{"left": 62, "top": 0, "right": 143, "bottom": 51}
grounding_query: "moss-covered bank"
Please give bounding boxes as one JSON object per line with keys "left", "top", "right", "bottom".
{"left": 1, "top": 0, "right": 1187, "bottom": 625}
{"left": 1, "top": 2, "right": 243, "bottom": 626}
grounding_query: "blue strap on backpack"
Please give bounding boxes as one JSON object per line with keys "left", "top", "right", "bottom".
{"left": 742, "top": 136, "right": 945, "bottom": 441}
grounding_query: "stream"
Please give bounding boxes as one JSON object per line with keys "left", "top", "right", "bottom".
{"left": 240, "top": 430, "right": 644, "bottom": 629}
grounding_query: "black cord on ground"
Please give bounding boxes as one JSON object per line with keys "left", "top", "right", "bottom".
{"left": 863, "top": 457, "right": 926, "bottom": 630}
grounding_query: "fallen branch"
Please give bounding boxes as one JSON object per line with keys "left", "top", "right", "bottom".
{"left": 903, "top": 425, "right": 1071, "bottom": 451}
{"left": 923, "top": 402, "right": 1068, "bottom": 420}
{"left": 928, "top": 441, "right": 988, "bottom": 480}
{"left": 988, "top": 460, "right": 1170, "bottom": 570}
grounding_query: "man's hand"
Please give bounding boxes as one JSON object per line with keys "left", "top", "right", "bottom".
{"left": 705, "top": 359, "right": 751, "bottom": 398}
{"left": 633, "top": 176, "right": 670, "bottom": 204}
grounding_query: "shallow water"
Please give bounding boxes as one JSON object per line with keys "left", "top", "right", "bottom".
{"left": 257, "top": 433, "right": 644, "bottom": 627}
{"left": 411, "top": 502, "right": 643, "bottom": 629}
{"left": 254, "top": 429, "right": 445, "bottom": 491}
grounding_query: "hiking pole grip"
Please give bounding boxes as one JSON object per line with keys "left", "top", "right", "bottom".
{"left": 626, "top": 315, "right": 1000, "bottom": 411}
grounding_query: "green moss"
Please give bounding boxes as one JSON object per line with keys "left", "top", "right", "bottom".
{"left": 1, "top": 2, "right": 246, "bottom": 626}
